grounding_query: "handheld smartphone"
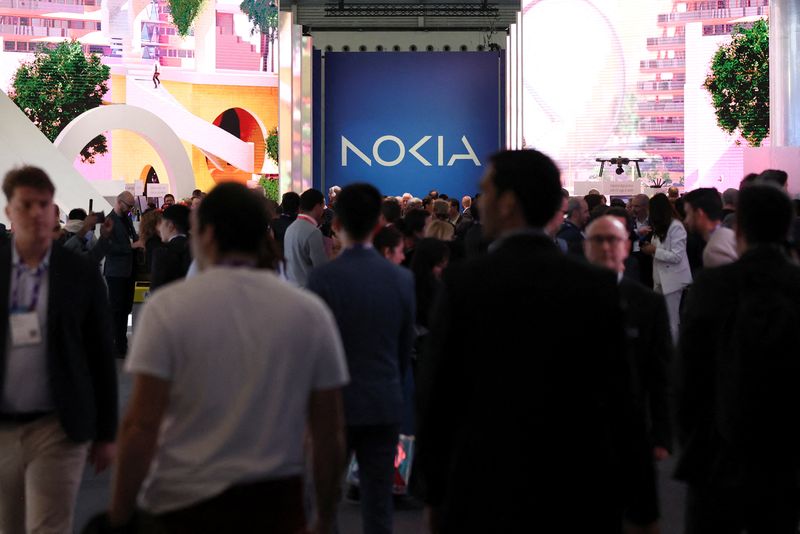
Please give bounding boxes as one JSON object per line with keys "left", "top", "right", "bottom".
{"left": 94, "top": 211, "right": 105, "bottom": 224}
{"left": 89, "top": 199, "right": 93, "bottom": 213}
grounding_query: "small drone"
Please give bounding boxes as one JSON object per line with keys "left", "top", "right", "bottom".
{"left": 595, "top": 157, "right": 644, "bottom": 178}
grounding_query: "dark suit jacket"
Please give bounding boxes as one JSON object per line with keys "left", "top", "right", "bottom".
{"left": 150, "top": 235, "right": 191, "bottom": 291}
{"left": 103, "top": 210, "right": 137, "bottom": 278}
{"left": 0, "top": 241, "right": 117, "bottom": 442}
{"left": 619, "top": 277, "right": 673, "bottom": 451}
{"left": 308, "top": 246, "right": 415, "bottom": 427}
{"left": 271, "top": 214, "right": 297, "bottom": 250}
{"left": 676, "top": 245, "right": 800, "bottom": 488}
{"left": 556, "top": 219, "right": 585, "bottom": 256}
{"left": 417, "top": 233, "right": 657, "bottom": 533}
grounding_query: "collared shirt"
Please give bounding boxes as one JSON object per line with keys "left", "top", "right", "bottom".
{"left": 1, "top": 241, "right": 53, "bottom": 412}
{"left": 169, "top": 234, "right": 187, "bottom": 243}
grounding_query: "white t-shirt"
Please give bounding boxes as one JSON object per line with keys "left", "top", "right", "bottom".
{"left": 126, "top": 266, "right": 349, "bottom": 514}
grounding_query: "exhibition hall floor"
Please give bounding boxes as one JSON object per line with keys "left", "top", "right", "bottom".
{"left": 73, "top": 364, "right": 688, "bottom": 534}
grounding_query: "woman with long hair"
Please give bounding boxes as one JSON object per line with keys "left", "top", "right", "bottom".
{"left": 641, "top": 193, "right": 692, "bottom": 341}
{"left": 373, "top": 224, "right": 405, "bottom": 265}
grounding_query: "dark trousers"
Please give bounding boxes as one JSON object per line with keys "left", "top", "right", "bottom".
{"left": 105, "top": 276, "right": 134, "bottom": 355}
{"left": 686, "top": 484, "right": 800, "bottom": 534}
{"left": 347, "top": 425, "right": 398, "bottom": 534}
{"left": 157, "top": 476, "right": 305, "bottom": 534}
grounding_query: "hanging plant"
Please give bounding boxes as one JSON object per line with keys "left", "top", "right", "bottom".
{"left": 170, "top": 0, "right": 206, "bottom": 37}
{"left": 259, "top": 175, "right": 279, "bottom": 201}
{"left": 266, "top": 126, "right": 279, "bottom": 165}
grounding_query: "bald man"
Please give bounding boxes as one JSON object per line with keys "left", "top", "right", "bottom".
{"left": 585, "top": 216, "right": 674, "bottom": 460}
{"left": 104, "top": 191, "right": 142, "bottom": 356}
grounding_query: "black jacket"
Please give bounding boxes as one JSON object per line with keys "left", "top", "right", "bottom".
{"left": 619, "top": 277, "right": 673, "bottom": 451}
{"left": 0, "top": 241, "right": 117, "bottom": 442}
{"left": 676, "top": 245, "right": 800, "bottom": 488}
{"left": 417, "top": 232, "right": 658, "bottom": 533}
{"left": 150, "top": 235, "right": 191, "bottom": 291}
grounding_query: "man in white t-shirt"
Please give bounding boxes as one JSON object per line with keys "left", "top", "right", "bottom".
{"left": 108, "top": 183, "right": 349, "bottom": 534}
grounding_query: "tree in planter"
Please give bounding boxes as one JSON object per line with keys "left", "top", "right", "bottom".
{"left": 259, "top": 127, "right": 280, "bottom": 201}
{"left": 703, "top": 19, "right": 769, "bottom": 147}
{"left": 240, "top": 0, "right": 279, "bottom": 72}
{"left": 10, "top": 41, "right": 110, "bottom": 163}
{"left": 170, "top": 0, "right": 206, "bottom": 37}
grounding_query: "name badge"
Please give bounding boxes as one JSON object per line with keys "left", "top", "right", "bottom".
{"left": 10, "top": 312, "right": 42, "bottom": 347}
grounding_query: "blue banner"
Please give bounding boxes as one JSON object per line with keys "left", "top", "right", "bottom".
{"left": 324, "top": 52, "right": 503, "bottom": 202}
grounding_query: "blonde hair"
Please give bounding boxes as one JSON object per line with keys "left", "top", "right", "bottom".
{"left": 139, "top": 210, "right": 162, "bottom": 242}
{"left": 425, "top": 219, "right": 454, "bottom": 241}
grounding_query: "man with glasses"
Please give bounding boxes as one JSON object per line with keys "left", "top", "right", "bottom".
{"left": 584, "top": 215, "right": 673, "bottom": 463}
{"left": 104, "top": 191, "right": 141, "bottom": 357}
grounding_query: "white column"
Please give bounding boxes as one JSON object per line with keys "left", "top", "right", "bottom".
{"left": 770, "top": 0, "right": 800, "bottom": 147}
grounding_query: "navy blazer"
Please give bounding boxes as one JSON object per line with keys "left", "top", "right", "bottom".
{"left": 103, "top": 210, "right": 137, "bottom": 278}
{"left": 308, "top": 246, "right": 415, "bottom": 427}
{"left": 0, "top": 240, "right": 117, "bottom": 442}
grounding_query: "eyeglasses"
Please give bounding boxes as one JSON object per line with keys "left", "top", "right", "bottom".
{"left": 119, "top": 199, "right": 133, "bottom": 209}
{"left": 587, "top": 235, "right": 625, "bottom": 245}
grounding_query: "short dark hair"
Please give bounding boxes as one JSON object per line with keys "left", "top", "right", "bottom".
{"left": 164, "top": 193, "right": 175, "bottom": 201}
{"left": 191, "top": 189, "right": 203, "bottom": 198}
{"left": 403, "top": 208, "right": 430, "bottom": 237}
{"left": 373, "top": 224, "right": 403, "bottom": 253}
{"left": 197, "top": 182, "right": 271, "bottom": 257}
{"left": 381, "top": 198, "right": 401, "bottom": 224}
{"left": 489, "top": 150, "right": 561, "bottom": 227}
{"left": 683, "top": 188, "right": 723, "bottom": 221}
{"left": 738, "top": 183, "right": 793, "bottom": 246}
{"left": 281, "top": 192, "right": 301, "bottom": 215}
{"left": 162, "top": 204, "right": 191, "bottom": 234}
{"left": 299, "top": 189, "right": 324, "bottom": 212}
{"left": 335, "top": 183, "right": 382, "bottom": 241}
{"left": 448, "top": 198, "right": 460, "bottom": 210}
{"left": 68, "top": 208, "right": 87, "bottom": 221}
{"left": 606, "top": 206, "right": 631, "bottom": 227}
{"left": 609, "top": 198, "right": 626, "bottom": 208}
{"left": 3, "top": 166, "right": 55, "bottom": 200}
{"left": 584, "top": 193, "right": 603, "bottom": 213}
{"left": 758, "top": 169, "right": 788, "bottom": 187}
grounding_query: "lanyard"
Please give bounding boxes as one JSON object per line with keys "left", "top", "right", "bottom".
{"left": 10, "top": 263, "right": 46, "bottom": 313}
{"left": 297, "top": 214, "right": 317, "bottom": 227}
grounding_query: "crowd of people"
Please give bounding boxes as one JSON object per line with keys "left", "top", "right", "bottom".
{"left": 0, "top": 152, "right": 798, "bottom": 534}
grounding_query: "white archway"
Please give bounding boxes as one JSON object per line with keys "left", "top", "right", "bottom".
{"left": 54, "top": 104, "right": 195, "bottom": 198}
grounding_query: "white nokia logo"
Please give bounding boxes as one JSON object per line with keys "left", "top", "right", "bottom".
{"left": 341, "top": 135, "right": 481, "bottom": 167}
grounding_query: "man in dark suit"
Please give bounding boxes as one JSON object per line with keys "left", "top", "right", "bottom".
{"left": 271, "top": 191, "right": 300, "bottom": 253}
{"left": 417, "top": 150, "right": 658, "bottom": 534}
{"left": 584, "top": 215, "right": 673, "bottom": 459}
{"left": 151, "top": 204, "right": 191, "bottom": 291}
{"left": 308, "top": 183, "right": 415, "bottom": 534}
{"left": 103, "top": 190, "right": 141, "bottom": 356}
{"left": 557, "top": 196, "right": 589, "bottom": 256}
{"left": 0, "top": 166, "right": 117, "bottom": 533}
{"left": 677, "top": 183, "right": 800, "bottom": 533}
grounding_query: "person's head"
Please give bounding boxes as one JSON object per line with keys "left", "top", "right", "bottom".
{"left": 410, "top": 237, "right": 450, "bottom": 282}
{"left": 588, "top": 204, "right": 609, "bottom": 224}
{"left": 373, "top": 224, "right": 405, "bottom": 264}
{"left": 758, "top": 169, "right": 789, "bottom": 190}
{"left": 683, "top": 188, "right": 723, "bottom": 236}
{"left": 667, "top": 186, "right": 680, "bottom": 200}
{"left": 401, "top": 192, "right": 412, "bottom": 209}
{"left": 448, "top": 198, "right": 460, "bottom": 220}
{"left": 380, "top": 198, "right": 402, "bottom": 225}
{"left": 428, "top": 190, "right": 439, "bottom": 199}
{"left": 584, "top": 193, "right": 603, "bottom": 213}
{"left": 425, "top": 219, "right": 455, "bottom": 241}
{"left": 433, "top": 199, "right": 450, "bottom": 221}
{"left": 609, "top": 198, "right": 626, "bottom": 208}
{"left": 299, "top": 188, "right": 325, "bottom": 221}
{"left": 3, "top": 166, "right": 56, "bottom": 245}
{"left": 740, "top": 173, "right": 759, "bottom": 190}
{"left": 566, "top": 197, "right": 590, "bottom": 228}
{"left": 158, "top": 204, "right": 190, "bottom": 242}
{"left": 115, "top": 190, "right": 135, "bottom": 215}
{"left": 722, "top": 188, "right": 738, "bottom": 209}
{"left": 649, "top": 193, "right": 677, "bottom": 240}
{"left": 68, "top": 208, "right": 87, "bottom": 221}
{"left": 163, "top": 194, "right": 175, "bottom": 208}
{"left": 584, "top": 216, "right": 630, "bottom": 273}
{"left": 280, "top": 191, "right": 301, "bottom": 216}
{"left": 736, "top": 183, "right": 793, "bottom": 252}
{"left": 138, "top": 209, "right": 162, "bottom": 242}
{"left": 333, "top": 183, "right": 382, "bottom": 243}
{"left": 403, "top": 208, "right": 431, "bottom": 240}
{"left": 191, "top": 196, "right": 202, "bottom": 210}
{"left": 479, "top": 149, "right": 562, "bottom": 239}
{"left": 587, "top": 188, "right": 600, "bottom": 196}
{"left": 462, "top": 195, "right": 472, "bottom": 210}
{"left": 407, "top": 198, "right": 423, "bottom": 211}
{"left": 328, "top": 185, "right": 341, "bottom": 205}
{"left": 631, "top": 193, "right": 650, "bottom": 221}
{"left": 192, "top": 182, "right": 274, "bottom": 270}
{"left": 191, "top": 189, "right": 203, "bottom": 199}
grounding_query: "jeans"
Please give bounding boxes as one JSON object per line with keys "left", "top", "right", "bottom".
{"left": 346, "top": 425, "right": 398, "bottom": 534}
